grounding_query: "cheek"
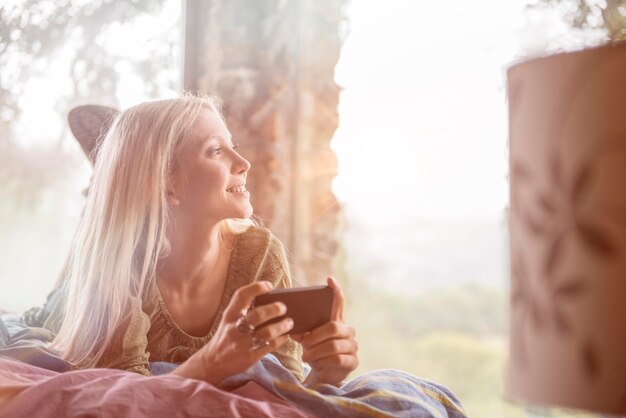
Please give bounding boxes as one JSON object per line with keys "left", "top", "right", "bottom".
{"left": 196, "top": 164, "right": 224, "bottom": 188}
{"left": 178, "top": 167, "right": 225, "bottom": 202}
{"left": 195, "top": 178, "right": 225, "bottom": 200}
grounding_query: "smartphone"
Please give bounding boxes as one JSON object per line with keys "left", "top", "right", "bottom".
{"left": 252, "top": 285, "right": 334, "bottom": 334}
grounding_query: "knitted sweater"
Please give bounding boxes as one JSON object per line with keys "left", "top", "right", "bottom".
{"left": 43, "top": 226, "right": 304, "bottom": 381}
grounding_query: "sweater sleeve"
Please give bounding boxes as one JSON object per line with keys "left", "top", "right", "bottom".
{"left": 257, "top": 234, "right": 306, "bottom": 382}
{"left": 96, "top": 296, "right": 152, "bottom": 376}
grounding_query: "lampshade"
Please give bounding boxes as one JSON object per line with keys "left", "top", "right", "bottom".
{"left": 506, "top": 42, "right": 626, "bottom": 415}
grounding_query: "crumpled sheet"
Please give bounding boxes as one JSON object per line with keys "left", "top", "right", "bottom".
{"left": 0, "top": 312, "right": 468, "bottom": 418}
{"left": 0, "top": 357, "right": 313, "bottom": 418}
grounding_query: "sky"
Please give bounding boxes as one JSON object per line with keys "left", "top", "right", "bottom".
{"left": 332, "top": 0, "right": 522, "bottom": 222}
{"left": 332, "top": 0, "right": 605, "bottom": 224}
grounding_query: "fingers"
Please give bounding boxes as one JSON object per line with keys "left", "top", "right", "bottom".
{"left": 223, "top": 281, "right": 273, "bottom": 321}
{"left": 245, "top": 301, "right": 287, "bottom": 328}
{"left": 301, "top": 338, "right": 358, "bottom": 364}
{"left": 297, "top": 320, "right": 355, "bottom": 349}
{"left": 327, "top": 276, "right": 345, "bottom": 322}
{"left": 308, "top": 353, "right": 359, "bottom": 371}
{"left": 252, "top": 316, "right": 294, "bottom": 342}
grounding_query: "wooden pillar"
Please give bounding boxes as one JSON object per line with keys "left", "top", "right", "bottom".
{"left": 182, "top": 0, "right": 345, "bottom": 284}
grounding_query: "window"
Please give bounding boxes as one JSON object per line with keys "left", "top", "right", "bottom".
{"left": 0, "top": 0, "right": 181, "bottom": 312}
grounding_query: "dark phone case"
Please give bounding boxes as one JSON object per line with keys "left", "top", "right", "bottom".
{"left": 253, "top": 285, "right": 334, "bottom": 333}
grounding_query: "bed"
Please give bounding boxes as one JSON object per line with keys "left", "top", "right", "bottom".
{"left": 0, "top": 312, "right": 468, "bottom": 418}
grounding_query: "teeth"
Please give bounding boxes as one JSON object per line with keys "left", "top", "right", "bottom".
{"left": 227, "top": 185, "right": 247, "bottom": 193}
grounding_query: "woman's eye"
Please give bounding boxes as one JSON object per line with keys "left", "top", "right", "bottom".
{"left": 232, "top": 143, "right": 240, "bottom": 151}
{"left": 208, "top": 147, "right": 222, "bottom": 155}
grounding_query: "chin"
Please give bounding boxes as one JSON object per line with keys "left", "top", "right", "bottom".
{"left": 236, "top": 204, "right": 254, "bottom": 220}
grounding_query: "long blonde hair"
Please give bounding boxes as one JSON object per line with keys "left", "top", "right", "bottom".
{"left": 51, "top": 93, "right": 251, "bottom": 368}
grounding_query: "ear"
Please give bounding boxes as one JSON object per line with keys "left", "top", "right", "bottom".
{"left": 166, "top": 171, "right": 181, "bottom": 206}
{"left": 166, "top": 190, "right": 180, "bottom": 206}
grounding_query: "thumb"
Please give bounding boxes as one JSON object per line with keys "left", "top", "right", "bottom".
{"left": 328, "top": 276, "right": 345, "bottom": 322}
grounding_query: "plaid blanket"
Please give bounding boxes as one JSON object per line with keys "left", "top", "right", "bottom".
{"left": 220, "top": 355, "right": 468, "bottom": 418}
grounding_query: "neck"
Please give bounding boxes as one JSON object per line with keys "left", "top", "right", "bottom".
{"left": 157, "top": 213, "right": 230, "bottom": 294}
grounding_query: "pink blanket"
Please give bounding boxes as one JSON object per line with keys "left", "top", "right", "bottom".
{"left": 0, "top": 358, "right": 312, "bottom": 418}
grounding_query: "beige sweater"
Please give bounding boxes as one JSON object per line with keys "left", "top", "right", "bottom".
{"left": 47, "top": 226, "right": 304, "bottom": 381}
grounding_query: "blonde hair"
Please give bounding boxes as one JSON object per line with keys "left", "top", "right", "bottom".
{"left": 50, "top": 93, "right": 252, "bottom": 368}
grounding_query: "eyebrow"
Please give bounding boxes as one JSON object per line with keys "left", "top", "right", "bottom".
{"left": 202, "top": 133, "right": 233, "bottom": 143}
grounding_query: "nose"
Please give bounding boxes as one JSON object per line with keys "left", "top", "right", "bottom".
{"left": 233, "top": 152, "right": 251, "bottom": 175}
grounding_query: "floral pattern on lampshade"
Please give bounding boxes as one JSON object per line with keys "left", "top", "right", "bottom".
{"left": 510, "top": 141, "right": 625, "bottom": 380}
{"left": 506, "top": 42, "right": 626, "bottom": 415}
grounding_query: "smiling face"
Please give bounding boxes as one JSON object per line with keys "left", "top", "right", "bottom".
{"left": 169, "top": 108, "right": 253, "bottom": 223}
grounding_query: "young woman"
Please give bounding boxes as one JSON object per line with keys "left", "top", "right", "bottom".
{"left": 46, "top": 94, "right": 359, "bottom": 387}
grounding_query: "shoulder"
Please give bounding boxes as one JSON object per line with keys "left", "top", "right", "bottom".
{"left": 237, "top": 225, "right": 285, "bottom": 255}
{"left": 235, "top": 225, "right": 291, "bottom": 285}
{"left": 239, "top": 224, "right": 271, "bottom": 242}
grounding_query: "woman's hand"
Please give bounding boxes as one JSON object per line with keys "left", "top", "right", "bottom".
{"left": 172, "top": 280, "right": 294, "bottom": 385}
{"left": 291, "top": 277, "right": 359, "bottom": 387}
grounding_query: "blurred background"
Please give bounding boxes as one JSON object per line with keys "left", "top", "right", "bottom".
{"left": 1, "top": 1, "right": 623, "bottom": 417}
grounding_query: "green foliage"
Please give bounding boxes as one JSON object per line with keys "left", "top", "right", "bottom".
{"left": 0, "top": 142, "right": 79, "bottom": 214}
{"left": 343, "top": 278, "right": 609, "bottom": 418}
{"left": 0, "top": 0, "right": 170, "bottom": 124}
{"left": 385, "top": 283, "right": 508, "bottom": 338}
{"left": 406, "top": 332, "right": 503, "bottom": 398}
{"left": 343, "top": 276, "right": 508, "bottom": 339}
{"left": 341, "top": 278, "right": 513, "bottom": 417}
{"left": 529, "top": 0, "right": 626, "bottom": 40}
{"left": 0, "top": 0, "right": 178, "bottom": 213}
